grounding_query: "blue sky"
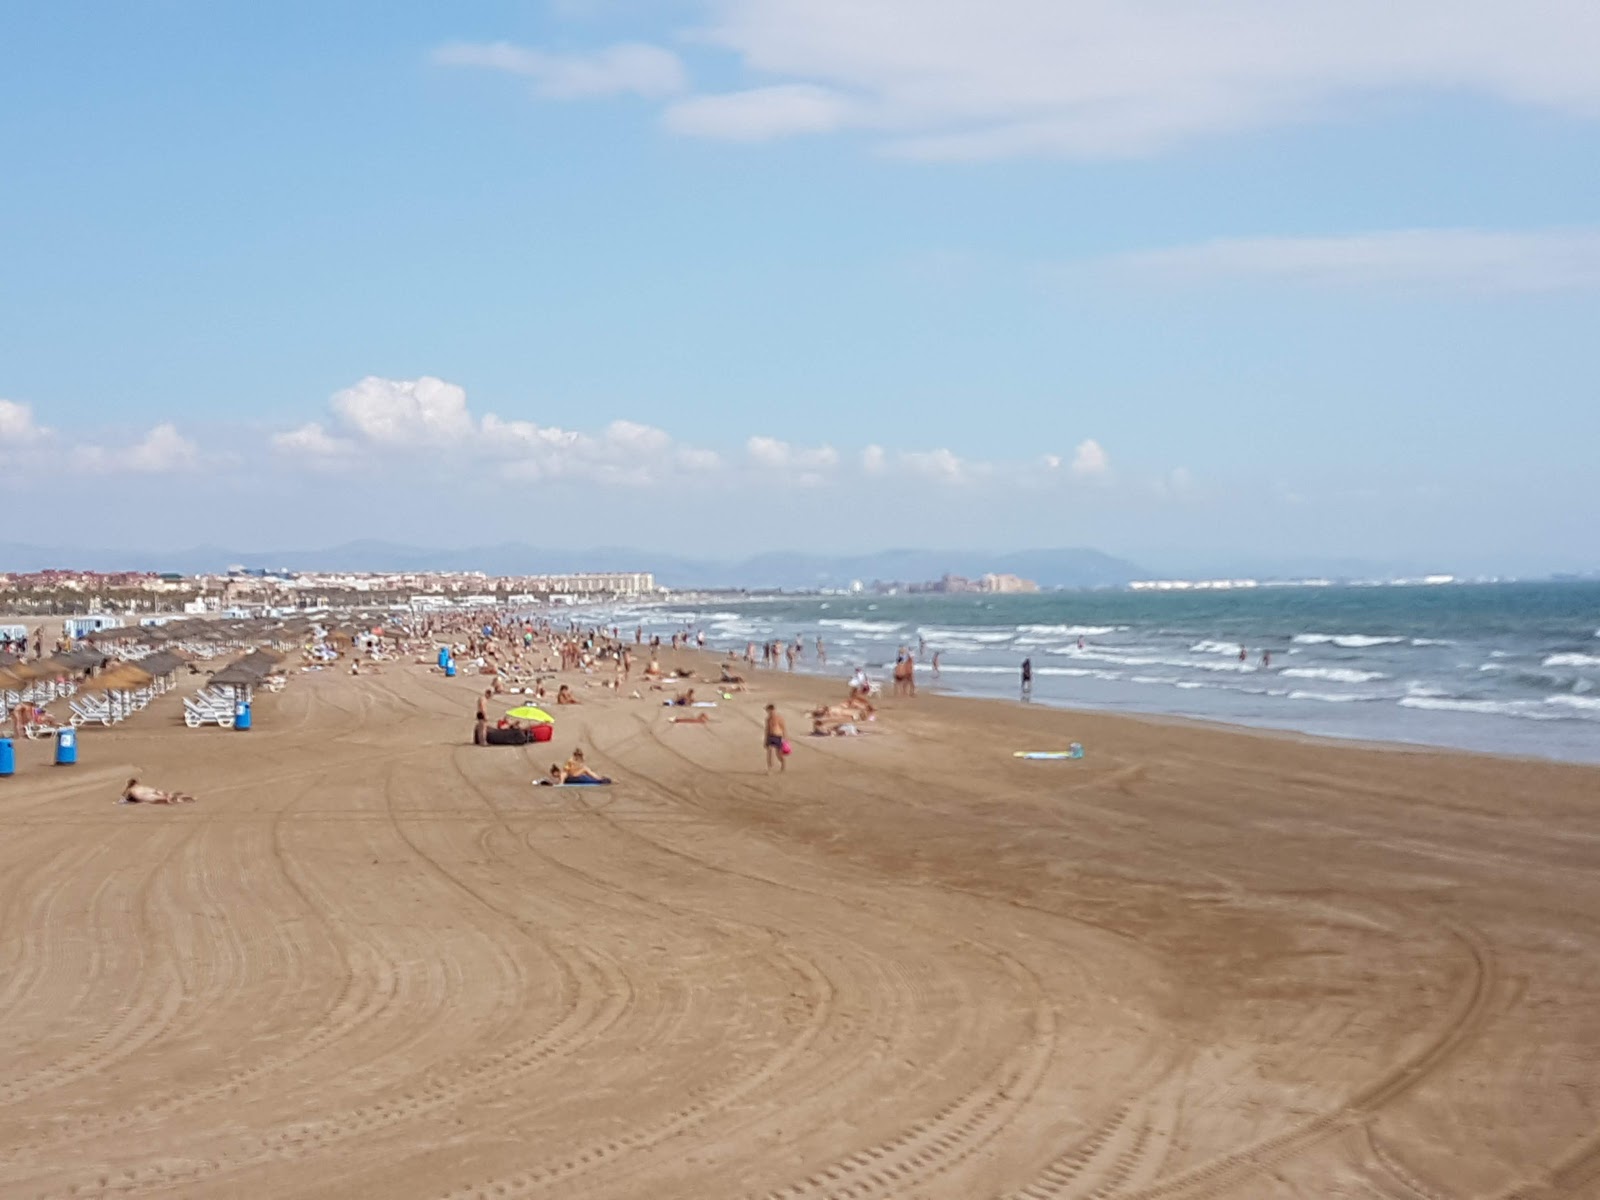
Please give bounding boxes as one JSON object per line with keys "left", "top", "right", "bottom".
{"left": 2, "top": 1, "right": 1597, "bottom": 574}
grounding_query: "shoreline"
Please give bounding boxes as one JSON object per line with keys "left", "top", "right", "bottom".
{"left": 4, "top": 630, "right": 1599, "bottom": 1195}
{"left": 587, "top": 598, "right": 1600, "bottom": 767}
{"left": 662, "top": 646, "right": 1600, "bottom": 776}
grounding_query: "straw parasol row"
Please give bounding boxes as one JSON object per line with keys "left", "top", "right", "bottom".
{"left": 80, "top": 663, "right": 154, "bottom": 695}
{"left": 209, "top": 649, "right": 284, "bottom": 689}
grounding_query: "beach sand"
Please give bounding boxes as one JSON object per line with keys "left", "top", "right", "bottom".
{"left": 2, "top": 649, "right": 1598, "bottom": 1198}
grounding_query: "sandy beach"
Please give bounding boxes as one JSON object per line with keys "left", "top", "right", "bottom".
{"left": 2, "top": 647, "right": 1599, "bottom": 1199}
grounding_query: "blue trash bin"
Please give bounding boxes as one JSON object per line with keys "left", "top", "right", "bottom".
{"left": 55, "top": 726, "right": 77, "bottom": 766}
{"left": 437, "top": 647, "right": 450, "bottom": 668}
{"left": 235, "top": 699, "right": 252, "bottom": 731}
{"left": 0, "top": 737, "right": 14, "bottom": 777}
{"left": 444, "top": 658, "right": 457, "bottom": 678}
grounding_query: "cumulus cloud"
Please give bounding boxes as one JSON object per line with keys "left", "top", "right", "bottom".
{"left": 271, "top": 378, "right": 1145, "bottom": 497}
{"left": 434, "top": 40, "right": 687, "bottom": 99}
{"left": 899, "top": 447, "right": 977, "bottom": 484}
{"left": 271, "top": 421, "right": 358, "bottom": 459}
{"left": 1070, "top": 438, "right": 1110, "bottom": 480}
{"left": 330, "top": 376, "right": 478, "bottom": 446}
{"left": 1114, "top": 228, "right": 1600, "bottom": 293}
{"left": 75, "top": 423, "right": 201, "bottom": 473}
{"left": 275, "top": 376, "right": 720, "bottom": 486}
{"left": 745, "top": 435, "right": 839, "bottom": 472}
{"left": 0, "top": 399, "right": 50, "bottom": 446}
{"left": 456, "top": 1, "right": 1600, "bottom": 159}
{"left": 663, "top": 84, "right": 857, "bottom": 141}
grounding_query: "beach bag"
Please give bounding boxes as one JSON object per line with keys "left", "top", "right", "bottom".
{"left": 780, "top": 739, "right": 792, "bottom": 756}
{"left": 531, "top": 723, "right": 554, "bottom": 743}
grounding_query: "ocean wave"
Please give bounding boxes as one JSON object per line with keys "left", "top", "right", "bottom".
{"left": 818, "top": 619, "right": 904, "bottom": 633}
{"left": 936, "top": 664, "right": 1111, "bottom": 680}
{"left": 1280, "top": 667, "right": 1388, "bottom": 684}
{"left": 1288, "top": 690, "right": 1383, "bottom": 703}
{"left": 1546, "top": 694, "right": 1600, "bottom": 712}
{"left": 1405, "top": 682, "right": 1450, "bottom": 697}
{"left": 1047, "top": 647, "right": 1257, "bottom": 673}
{"left": 1292, "top": 633, "right": 1405, "bottom": 648}
{"left": 1410, "top": 638, "right": 1455, "bottom": 646}
{"left": 1017, "top": 624, "right": 1118, "bottom": 636}
{"left": 1543, "top": 653, "right": 1600, "bottom": 668}
{"left": 1190, "top": 640, "right": 1249, "bottom": 655}
{"left": 916, "top": 627, "right": 1017, "bottom": 643}
{"left": 1397, "top": 696, "right": 1551, "bottom": 718}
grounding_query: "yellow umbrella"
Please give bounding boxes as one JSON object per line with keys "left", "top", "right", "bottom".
{"left": 504, "top": 705, "right": 553, "bottom": 723}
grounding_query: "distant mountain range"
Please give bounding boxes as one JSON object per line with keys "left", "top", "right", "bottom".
{"left": 0, "top": 540, "right": 1147, "bottom": 590}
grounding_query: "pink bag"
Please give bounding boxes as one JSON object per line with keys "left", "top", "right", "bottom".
{"left": 780, "top": 739, "right": 792, "bottom": 755}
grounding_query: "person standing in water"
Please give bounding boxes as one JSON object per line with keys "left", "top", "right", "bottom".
{"left": 1021, "top": 657, "right": 1033, "bottom": 701}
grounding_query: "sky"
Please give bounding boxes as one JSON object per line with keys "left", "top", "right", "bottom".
{"left": 1, "top": 0, "right": 1598, "bottom": 575}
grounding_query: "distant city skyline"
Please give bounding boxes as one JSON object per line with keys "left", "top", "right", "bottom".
{"left": 2, "top": 2, "right": 1597, "bottom": 573}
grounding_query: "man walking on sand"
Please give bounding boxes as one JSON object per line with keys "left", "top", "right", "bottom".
{"left": 764, "top": 704, "right": 787, "bottom": 773}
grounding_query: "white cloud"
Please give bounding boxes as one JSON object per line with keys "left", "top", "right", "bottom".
{"left": 745, "top": 435, "right": 839, "bottom": 471}
{"left": 277, "top": 377, "right": 719, "bottom": 486}
{"left": 663, "top": 84, "right": 856, "bottom": 141}
{"left": 271, "top": 421, "right": 358, "bottom": 459}
{"left": 0, "top": 399, "right": 49, "bottom": 446}
{"left": 331, "top": 376, "right": 478, "bottom": 446}
{"left": 271, "top": 379, "right": 1162, "bottom": 499}
{"left": 1070, "top": 438, "right": 1110, "bottom": 480}
{"left": 1115, "top": 228, "right": 1600, "bottom": 293}
{"left": 434, "top": 40, "right": 687, "bottom": 99}
{"left": 900, "top": 447, "right": 979, "bottom": 484}
{"left": 76, "top": 423, "right": 201, "bottom": 474}
{"left": 485, "top": 0, "right": 1600, "bottom": 158}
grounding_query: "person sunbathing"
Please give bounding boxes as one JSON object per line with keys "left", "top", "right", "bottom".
{"left": 119, "top": 777, "right": 196, "bottom": 805}
{"left": 562, "top": 749, "right": 610, "bottom": 783}
{"left": 555, "top": 684, "right": 580, "bottom": 705}
{"left": 669, "top": 688, "right": 696, "bottom": 706}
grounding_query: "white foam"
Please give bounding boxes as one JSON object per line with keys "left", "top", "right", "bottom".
{"left": 1544, "top": 653, "right": 1600, "bottom": 668}
{"left": 1410, "top": 638, "right": 1455, "bottom": 646}
{"left": 1018, "top": 624, "right": 1118, "bottom": 636}
{"left": 1398, "top": 696, "right": 1540, "bottom": 717}
{"left": 1045, "top": 646, "right": 1258, "bottom": 674}
{"left": 1281, "top": 667, "right": 1387, "bottom": 684}
{"left": 1288, "top": 690, "right": 1381, "bottom": 703}
{"left": 1292, "top": 633, "right": 1404, "bottom": 648}
{"left": 1190, "top": 640, "right": 1248, "bottom": 656}
{"left": 1405, "top": 681, "right": 1449, "bottom": 697}
{"left": 818, "top": 619, "right": 904, "bottom": 634}
{"left": 917, "top": 627, "right": 1016, "bottom": 644}
{"left": 1546, "top": 694, "right": 1600, "bottom": 712}
{"left": 936, "top": 664, "right": 1107, "bottom": 680}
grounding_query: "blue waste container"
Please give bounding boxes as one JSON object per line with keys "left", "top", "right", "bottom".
{"left": 55, "top": 726, "right": 77, "bottom": 766}
{"left": 0, "top": 737, "right": 14, "bottom": 777}
{"left": 437, "top": 647, "right": 449, "bottom": 668}
{"left": 444, "top": 658, "right": 457, "bottom": 678}
{"left": 235, "top": 699, "right": 252, "bottom": 731}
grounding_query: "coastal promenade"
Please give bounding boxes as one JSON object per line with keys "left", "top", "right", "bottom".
{"left": 1, "top": 649, "right": 1597, "bottom": 1197}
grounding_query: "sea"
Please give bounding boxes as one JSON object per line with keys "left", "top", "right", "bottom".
{"left": 587, "top": 581, "right": 1600, "bottom": 766}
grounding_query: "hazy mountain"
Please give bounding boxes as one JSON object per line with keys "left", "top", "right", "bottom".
{"left": 0, "top": 541, "right": 1148, "bottom": 589}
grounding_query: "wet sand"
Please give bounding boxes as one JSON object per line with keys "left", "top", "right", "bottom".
{"left": 2, "top": 650, "right": 1598, "bottom": 1198}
